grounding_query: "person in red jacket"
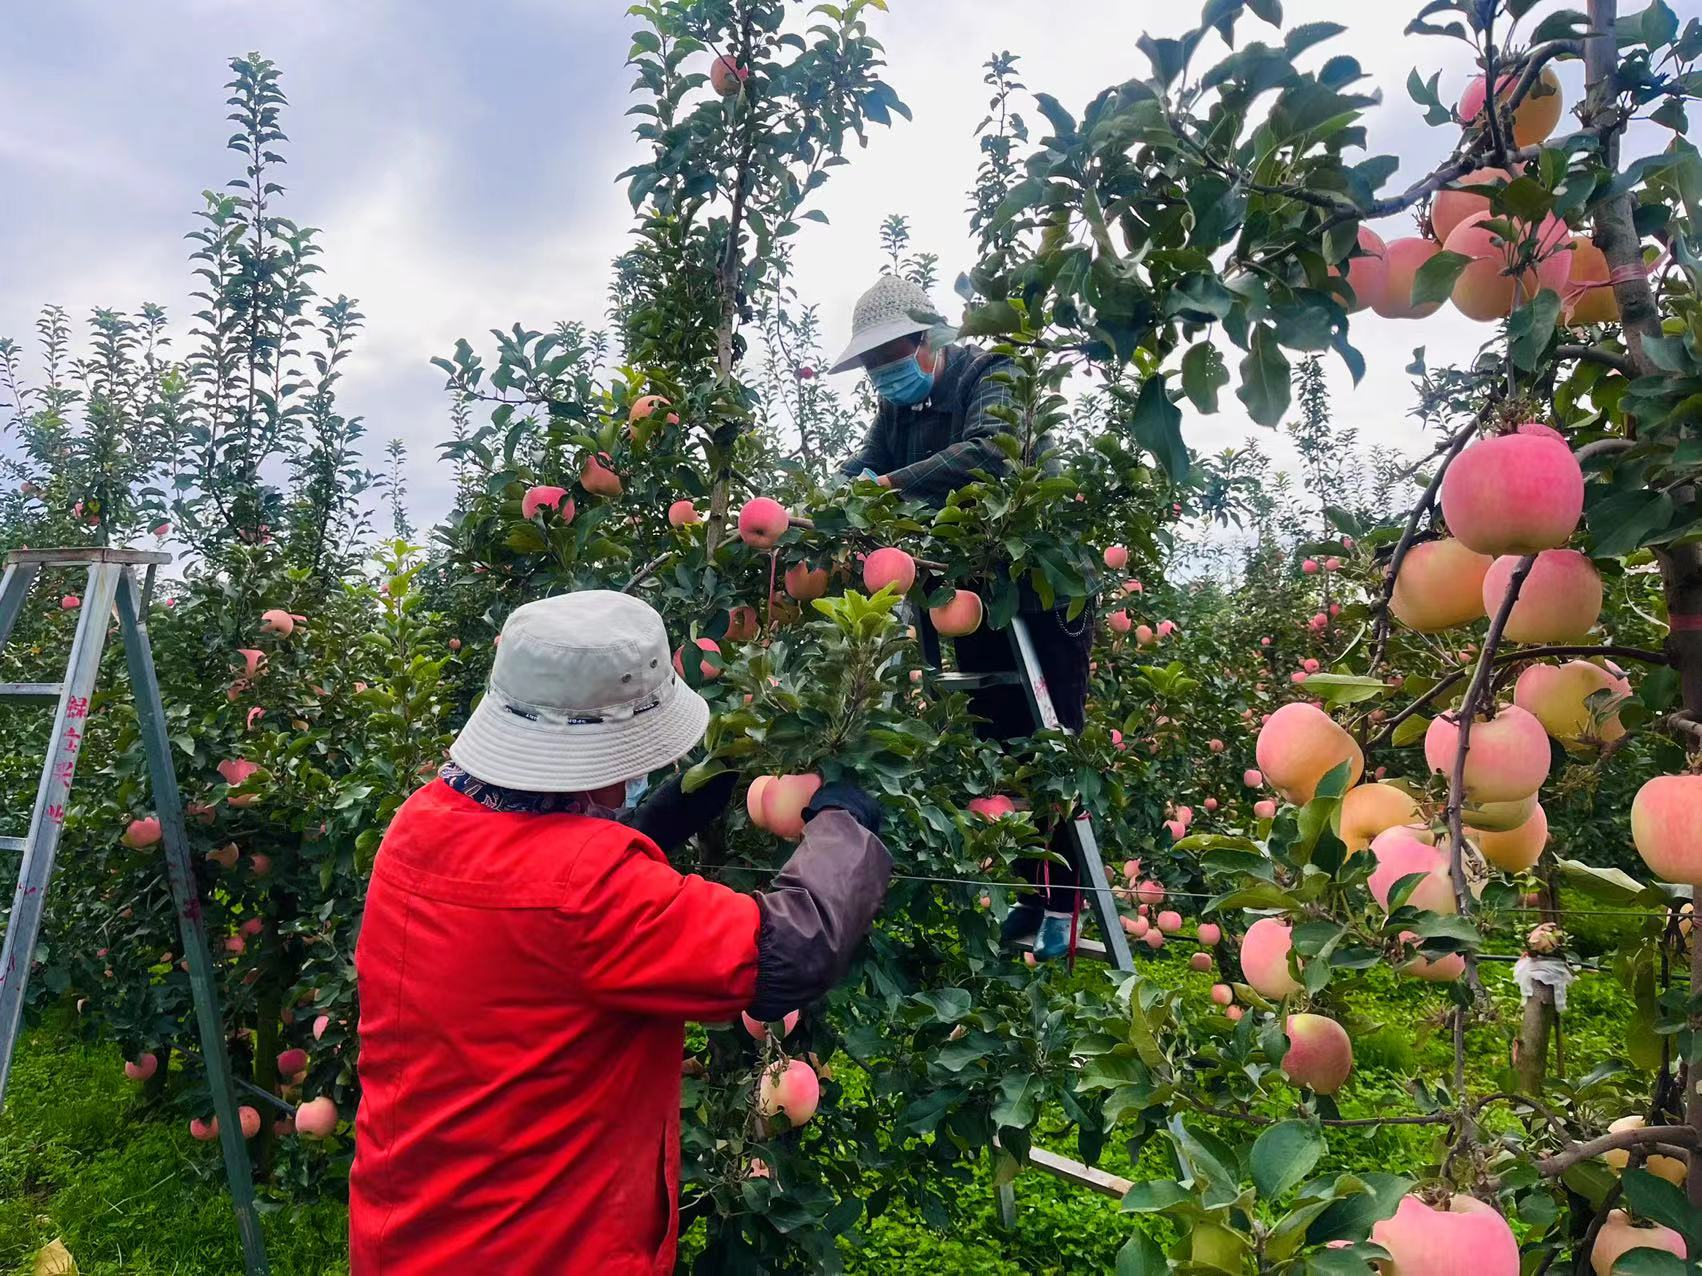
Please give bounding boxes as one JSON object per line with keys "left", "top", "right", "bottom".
{"left": 350, "top": 590, "right": 891, "bottom": 1275}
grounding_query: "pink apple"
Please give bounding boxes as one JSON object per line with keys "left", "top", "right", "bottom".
{"left": 1240, "top": 916, "right": 1300, "bottom": 997}
{"left": 862, "top": 547, "right": 916, "bottom": 594}
{"left": 1281, "top": 1013, "right": 1352, "bottom": 1093}
{"left": 294, "top": 1096, "right": 339, "bottom": 1138}
{"left": 757, "top": 1059, "right": 819, "bottom": 1125}
{"left": 736, "top": 497, "right": 790, "bottom": 549}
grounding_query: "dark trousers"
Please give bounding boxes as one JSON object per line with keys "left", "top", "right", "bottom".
{"left": 929, "top": 607, "right": 1094, "bottom": 909}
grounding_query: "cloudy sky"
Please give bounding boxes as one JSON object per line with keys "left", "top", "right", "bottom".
{"left": 0, "top": 1, "right": 1589, "bottom": 524}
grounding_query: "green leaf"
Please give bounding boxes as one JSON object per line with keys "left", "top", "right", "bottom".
{"left": 1237, "top": 326, "right": 1291, "bottom": 427}
{"left": 1301, "top": 673, "right": 1389, "bottom": 705}
{"left": 1306, "top": 1172, "right": 1412, "bottom": 1243}
{"left": 1132, "top": 375, "right": 1190, "bottom": 482}
{"left": 1168, "top": 1115, "right": 1241, "bottom": 1196}
{"left": 911, "top": 987, "right": 973, "bottom": 1022}
{"left": 1620, "top": 1169, "right": 1696, "bottom": 1241}
{"left": 1587, "top": 488, "right": 1677, "bottom": 557}
{"left": 1553, "top": 858, "right": 1664, "bottom": 906}
{"left": 1079, "top": 1053, "right": 1149, "bottom": 1091}
{"left": 505, "top": 522, "right": 548, "bottom": 553}
{"left": 1639, "top": 0, "right": 1679, "bottom": 49}
{"left": 1182, "top": 342, "right": 1230, "bottom": 414}
{"left": 1610, "top": 1252, "right": 1688, "bottom": 1276}
{"left": 933, "top": 1038, "right": 993, "bottom": 1072}
{"left": 992, "top": 1071, "right": 1044, "bottom": 1129}
{"left": 1410, "top": 250, "right": 1472, "bottom": 307}
{"left": 1497, "top": 175, "right": 1556, "bottom": 222}
{"left": 1174, "top": 833, "right": 1264, "bottom": 854}
{"left": 1126, "top": 991, "right": 1168, "bottom": 1070}
{"left": 1252, "top": 1121, "right": 1324, "bottom": 1199}
{"left": 1508, "top": 289, "right": 1563, "bottom": 370}
{"left": 1390, "top": 714, "right": 1430, "bottom": 747}
{"left": 1115, "top": 1228, "right": 1168, "bottom": 1276}
{"left": 1122, "top": 1181, "right": 1189, "bottom": 1213}
{"left": 1304, "top": 1245, "right": 1392, "bottom": 1276}
{"left": 958, "top": 299, "right": 1023, "bottom": 338}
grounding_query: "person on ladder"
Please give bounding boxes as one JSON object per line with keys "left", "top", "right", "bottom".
{"left": 350, "top": 591, "right": 892, "bottom": 1274}
{"left": 828, "top": 274, "right": 1095, "bottom": 964}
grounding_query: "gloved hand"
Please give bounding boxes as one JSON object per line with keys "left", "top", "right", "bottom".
{"left": 803, "top": 781, "right": 883, "bottom": 837}
{"left": 623, "top": 769, "right": 737, "bottom": 854}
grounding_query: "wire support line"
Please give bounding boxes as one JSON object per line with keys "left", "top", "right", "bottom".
{"left": 690, "top": 861, "right": 1690, "bottom": 921}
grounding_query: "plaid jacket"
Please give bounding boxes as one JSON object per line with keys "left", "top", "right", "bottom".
{"left": 838, "top": 344, "right": 1016, "bottom": 507}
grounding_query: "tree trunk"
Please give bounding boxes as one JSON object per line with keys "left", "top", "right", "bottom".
{"left": 1515, "top": 981, "right": 1556, "bottom": 1095}
{"left": 1582, "top": 0, "right": 1702, "bottom": 1210}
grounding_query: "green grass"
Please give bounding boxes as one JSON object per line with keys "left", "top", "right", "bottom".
{"left": 0, "top": 923, "right": 1643, "bottom": 1275}
{"left": 0, "top": 1020, "right": 347, "bottom": 1276}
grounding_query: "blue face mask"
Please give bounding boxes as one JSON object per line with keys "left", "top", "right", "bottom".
{"left": 868, "top": 351, "right": 936, "bottom": 406}
{"left": 620, "top": 772, "right": 651, "bottom": 814}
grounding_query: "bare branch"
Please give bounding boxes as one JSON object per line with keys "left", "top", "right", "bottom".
{"left": 1499, "top": 40, "right": 1590, "bottom": 115}
{"left": 622, "top": 551, "right": 676, "bottom": 594}
{"left": 1368, "top": 644, "right": 1669, "bottom": 749}
{"left": 1555, "top": 344, "right": 1638, "bottom": 377}
{"left": 1576, "top": 437, "right": 1635, "bottom": 461}
{"left": 1536, "top": 1124, "right": 1700, "bottom": 1177}
{"left": 1665, "top": 711, "right": 1702, "bottom": 744}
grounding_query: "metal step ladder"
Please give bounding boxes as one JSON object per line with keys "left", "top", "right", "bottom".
{"left": 0, "top": 548, "right": 268, "bottom": 1275}
{"left": 916, "top": 609, "right": 1136, "bottom": 1227}
{"left": 919, "top": 610, "right": 1134, "bottom": 973}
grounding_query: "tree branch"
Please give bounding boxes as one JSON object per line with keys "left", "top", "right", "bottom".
{"left": 1666, "top": 711, "right": 1702, "bottom": 744}
{"left": 1536, "top": 1124, "right": 1701, "bottom": 1177}
{"left": 1576, "top": 437, "right": 1635, "bottom": 461}
{"left": 1554, "top": 344, "right": 1638, "bottom": 377}
{"left": 1368, "top": 644, "right": 1669, "bottom": 750}
{"left": 1498, "top": 40, "right": 1590, "bottom": 115}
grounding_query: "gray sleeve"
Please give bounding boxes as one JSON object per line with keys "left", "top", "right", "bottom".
{"left": 748, "top": 809, "right": 892, "bottom": 1019}
{"left": 839, "top": 413, "right": 898, "bottom": 481}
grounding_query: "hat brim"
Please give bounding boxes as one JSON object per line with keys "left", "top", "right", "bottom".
{"left": 448, "top": 677, "right": 711, "bottom": 792}
{"left": 826, "top": 315, "right": 935, "bottom": 374}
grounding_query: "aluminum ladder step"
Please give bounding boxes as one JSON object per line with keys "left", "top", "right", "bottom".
{"left": 0, "top": 683, "right": 63, "bottom": 700}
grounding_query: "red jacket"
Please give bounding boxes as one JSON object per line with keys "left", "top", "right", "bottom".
{"left": 350, "top": 779, "right": 761, "bottom": 1274}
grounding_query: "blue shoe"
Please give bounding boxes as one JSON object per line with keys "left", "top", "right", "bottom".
{"left": 1032, "top": 913, "right": 1072, "bottom": 963}
{"left": 1000, "top": 900, "right": 1043, "bottom": 949}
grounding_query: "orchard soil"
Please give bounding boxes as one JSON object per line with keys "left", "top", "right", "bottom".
{"left": 0, "top": 894, "right": 1636, "bottom": 1275}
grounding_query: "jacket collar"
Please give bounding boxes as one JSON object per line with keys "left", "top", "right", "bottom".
{"left": 438, "top": 762, "right": 613, "bottom": 817}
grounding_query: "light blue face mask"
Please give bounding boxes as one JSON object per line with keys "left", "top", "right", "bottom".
{"left": 619, "top": 772, "right": 651, "bottom": 814}
{"left": 868, "top": 350, "right": 936, "bottom": 406}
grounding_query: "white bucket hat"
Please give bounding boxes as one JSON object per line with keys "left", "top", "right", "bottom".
{"left": 449, "top": 591, "right": 710, "bottom": 792}
{"left": 827, "top": 274, "right": 945, "bottom": 373}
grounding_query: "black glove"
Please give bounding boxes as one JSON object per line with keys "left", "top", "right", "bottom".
{"left": 623, "top": 769, "right": 737, "bottom": 854}
{"left": 802, "top": 781, "right": 883, "bottom": 837}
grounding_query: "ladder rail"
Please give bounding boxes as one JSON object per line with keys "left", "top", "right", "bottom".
{"left": 0, "top": 562, "right": 122, "bottom": 1095}
{"left": 1007, "top": 614, "right": 1134, "bottom": 972}
{"left": 115, "top": 568, "right": 268, "bottom": 1273}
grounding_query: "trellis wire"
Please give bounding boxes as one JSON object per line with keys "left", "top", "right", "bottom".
{"left": 695, "top": 860, "right": 1689, "bottom": 922}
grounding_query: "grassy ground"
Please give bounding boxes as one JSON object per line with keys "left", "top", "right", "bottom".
{"left": 0, "top": 920, "right": 1638, "bottom": 1275}
{"left": 0, "top": 1018, "right": 347, "bottom": 1275}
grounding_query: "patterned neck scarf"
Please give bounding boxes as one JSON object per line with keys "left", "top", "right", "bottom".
{"left": 439, "top": 762, "right": 614, "bottom": 818}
